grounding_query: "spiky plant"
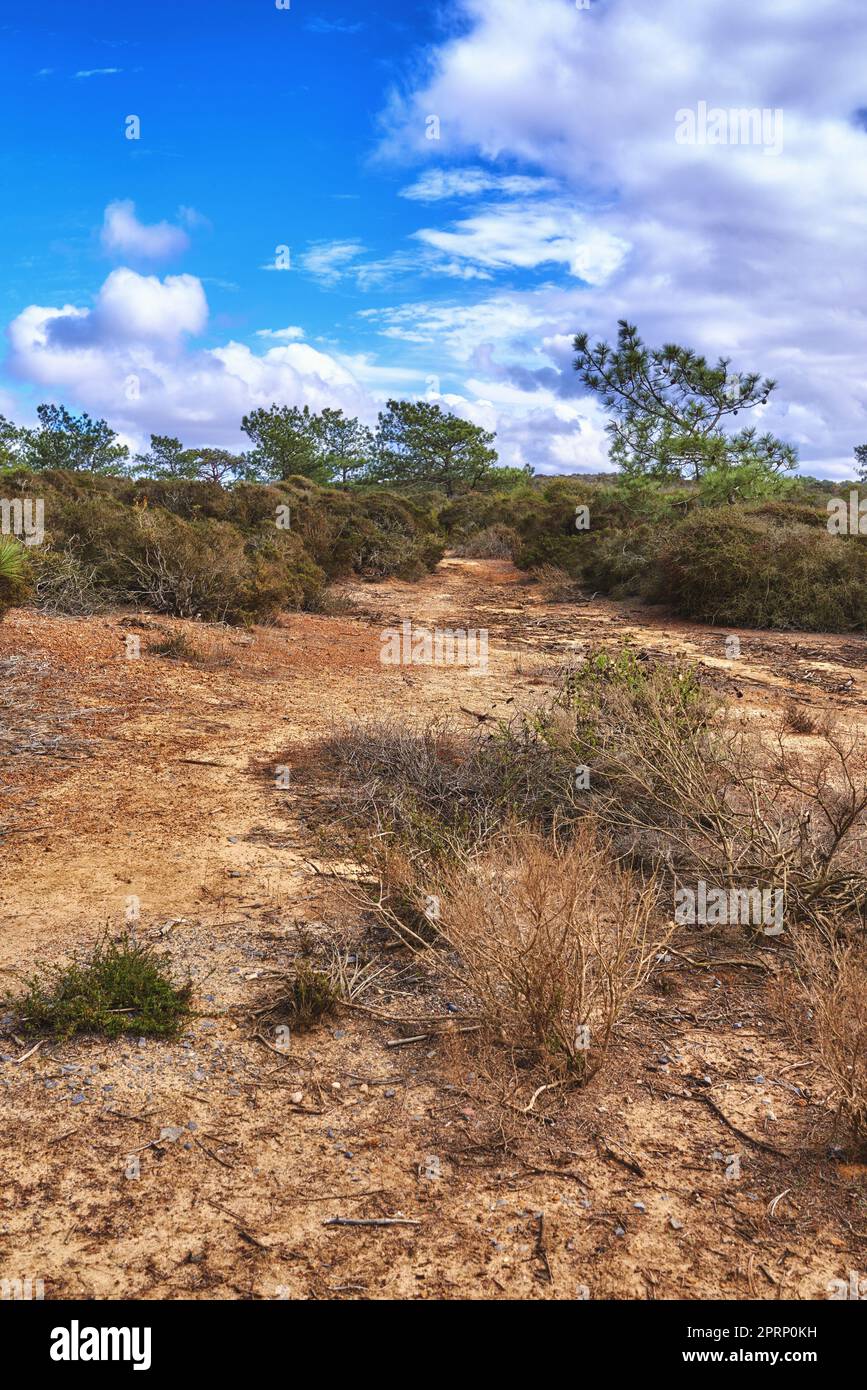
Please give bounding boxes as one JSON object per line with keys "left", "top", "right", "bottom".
{"left": 0, "top": 536, "right": 28, "bottom": 619}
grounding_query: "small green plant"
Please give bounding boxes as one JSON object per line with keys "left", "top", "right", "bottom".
{"left": 280, "top": 960, "right": 339, "bottom": 1030}
{"left": 13, "top": 937, "right": 193, "bottom": 1040}
{"left": 543, "top": 645, "right": 709, "bottom": 762}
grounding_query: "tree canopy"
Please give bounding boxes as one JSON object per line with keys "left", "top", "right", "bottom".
{"left": 372, "top": 399, "right": 497, "bottom": 496}
{"left": 573, "top": 321, "right": 797, "bottom": 493}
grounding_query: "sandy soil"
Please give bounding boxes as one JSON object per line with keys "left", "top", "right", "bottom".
{"left": 1, "top": 558, "right": 865, "bottom": 1300}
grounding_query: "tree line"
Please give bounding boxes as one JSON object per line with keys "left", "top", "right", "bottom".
{"left": 0, "top": 399, "right": 520, "bottom": 497}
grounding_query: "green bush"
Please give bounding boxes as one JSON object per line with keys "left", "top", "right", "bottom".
{"left": 13, "top": 937, "right": 192, "bottom": 1040}
{"left": 655, "top": 509, "right": 867, "bottom": 630}
{"left": 2, "top": 469, "right": 442, "bottom": 623}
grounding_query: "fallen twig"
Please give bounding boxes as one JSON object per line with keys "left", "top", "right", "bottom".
{"left": 323, "top": 1216, "right": 421, "bottom": 1228}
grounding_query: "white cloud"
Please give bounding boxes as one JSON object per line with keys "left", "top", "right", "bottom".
{"left": 4, "top": 268, "right": 569, "bottom": 471}
{"left": 5, "top": 269, "right": 372, "bottom": 450}
{"left": 374, "top": 0, "right": 867, "bottom": 475}
{"left": 399, "top": 167, "right": 557, "bottom": 201}
{"left": 75, "top": 67, "right": 122, "bottom": 78}
{"left": 299, "top": 240, "right": 365, "bottom": 284}
{"left": 256, "top": 326, "right": 305, "bottom": 341}
{"left": 414, "top": 203, "right": 628, "bottom": 283}
{"left": 101, "top": 201, "right": 190, "bottom": 262}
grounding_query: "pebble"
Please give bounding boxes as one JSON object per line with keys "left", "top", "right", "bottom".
{"left": 670, "top": 1217, "right": 683, "bottom": 1230}
{"left": 71, "top": 1094, "right": 86, "bottom": 1105}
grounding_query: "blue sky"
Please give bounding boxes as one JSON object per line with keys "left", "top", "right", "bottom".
{"left": 2, "top": 0, "right": 866, "bottom": 476}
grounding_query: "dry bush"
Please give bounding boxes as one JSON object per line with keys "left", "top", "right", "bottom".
{"left": 434, "top": 823, "right": 669, "bottom": 1080}
{"left": 787, "top": 934, "right": 867, "bottom": 1143}
{"left": 535, "top": 563, "right": 582, "bottom": 602}
{"left": 539, "top": 648, "right": 867, "bottom": 937}
{"left": 320, "top": 717, "right": 577, "bottom": 863}
{"left": 346, "top": 838, "right": 444, "bottom": 950}
{"left": 28, "top": 543, "right": 108, "bottom": 615}
{"left": 147, "top": 625, "right": 236, "bottom": 667}
{"left": 121, "top": 514, "right": 252, "bottom": 621}
{"left": 453, "top": 524, "right": 520, "bottom": 560}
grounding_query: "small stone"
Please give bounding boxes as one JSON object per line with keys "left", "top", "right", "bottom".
{"left": 633, "top": 1202, "right": 646, "bottom": 1212}
{"left": 614, "top": 1226, "right": 626, "bottom": 1237}
{"left": 670, "top": 1217, "right": 683, "bottom": 1230}
{"left": 384, "top": 1088, "right": 396, "bottom": 1098}
{"left": 71, "top": 1094, "right": 86, "bottom": 1105}
{"left": 289, "top": 1091, "right": 304, "bottom": 1105}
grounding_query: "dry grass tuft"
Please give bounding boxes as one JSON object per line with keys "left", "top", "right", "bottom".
{"left": 786, "top": 934, "right": 867, "bottom": 1145}
{"left": 434, "top": 822, "right": 669, "bottom": 1081}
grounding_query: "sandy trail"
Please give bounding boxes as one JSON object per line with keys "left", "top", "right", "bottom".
{"left": 0, "top": 559, "right": 865, "bottom": 1299}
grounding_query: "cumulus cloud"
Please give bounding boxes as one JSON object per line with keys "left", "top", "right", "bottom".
{"left": 375, "top": 0, "right": 867, "bottom": 476}
{"left": 6, "top": 269, "right": 371, "bottom": 451}
{"left": 101, "top": 201, "right": 191, "bottom": 262}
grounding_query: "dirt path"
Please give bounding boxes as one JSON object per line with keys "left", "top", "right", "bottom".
{"left": 1, "top": 559, "right": 865, "bottom": 1299}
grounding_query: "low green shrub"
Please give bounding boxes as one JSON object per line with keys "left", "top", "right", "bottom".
{"left": 13, "top": 937, "right": 192, "bottom": 1040}
{"left": 655, "top": 510, "right": 867, "bottom": 629}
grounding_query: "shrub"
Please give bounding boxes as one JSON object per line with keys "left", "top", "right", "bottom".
{"left": 12, "top": 937, "right": 192, "bottom": 1040}
{"left": 8, "top": 471, "right": 443, "bottom": 624}
{"left": 655, "top": 510, "right": 867, "bottom": 630}
{"left": 119, "top": 513, "right": 324, "bottom": 622}
{"left": 28, "top": 543, "right": 107, "bottom": 615}
{"left": 535, "top": 563, "right": 582, "bottom": 602}
{"left": 787, "top": 936, "right": 867, "bottom": 1143}
{"left": 453, "top": 523, "right": 520, "bottom": 559}
{"left": 277, "top": 960, "right": 340, "bottom": 1030}
{"left": 320, "top": 718, "right": 577, "bottom": 863}
{"left": 538, "top": 649, "right": 867, "bottom": 936}
{"left": 435, "top": 824, "right": 668, "bottom": 1079}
